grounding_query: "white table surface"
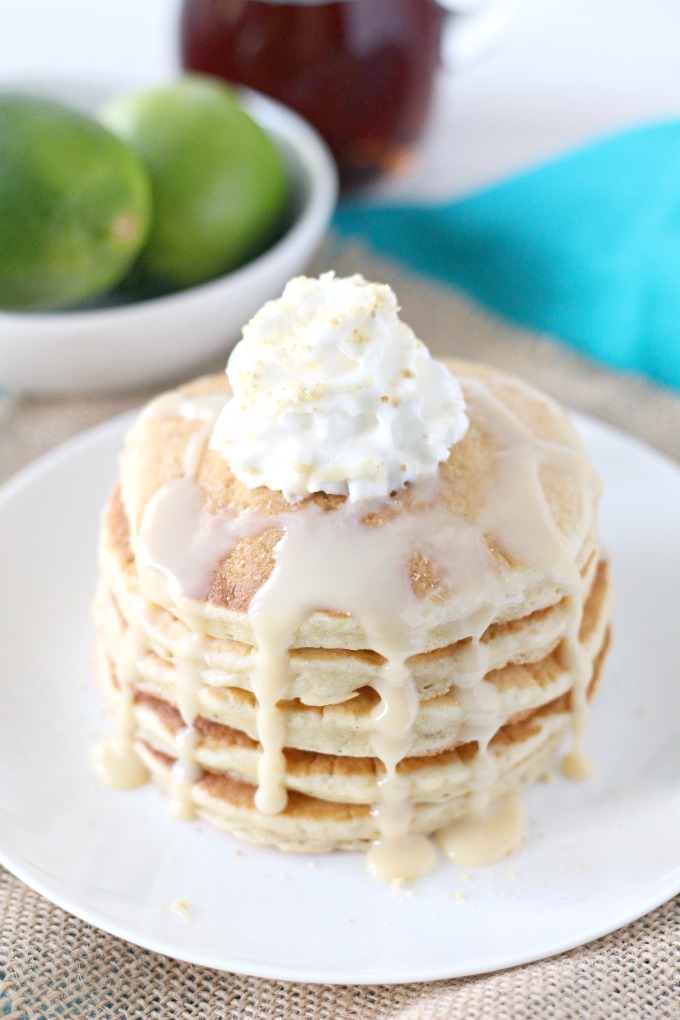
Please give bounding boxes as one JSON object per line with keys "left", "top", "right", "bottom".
{"left": 1, "top": 0, "right": 680, "bottom": 200}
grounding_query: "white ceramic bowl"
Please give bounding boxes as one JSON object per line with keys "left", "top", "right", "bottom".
{"left": 0, "top": 82, "right": 337, "bottom": 395}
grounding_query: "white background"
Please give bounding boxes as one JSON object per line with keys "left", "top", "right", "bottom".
{"left": 1, "top": 0, "right": 680, "bottom": 199}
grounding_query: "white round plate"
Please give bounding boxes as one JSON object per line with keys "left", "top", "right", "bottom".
{"left": 0, "top": 413, "right": 679, "bottom": 984}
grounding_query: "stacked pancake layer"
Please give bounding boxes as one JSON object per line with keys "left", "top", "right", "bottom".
{"left": 93, "top": 360, "right": 612, "bottom": 860}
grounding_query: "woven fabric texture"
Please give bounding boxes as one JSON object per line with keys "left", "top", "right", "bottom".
{"left": 1, "top": 240, "right": 679, "bottom": 1018}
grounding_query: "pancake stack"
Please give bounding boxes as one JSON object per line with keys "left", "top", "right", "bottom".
{"left": 92, "top": 359, "right": 612, "bottom": 862}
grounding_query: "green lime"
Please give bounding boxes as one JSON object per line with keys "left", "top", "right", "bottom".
{"left": 0, "top": 94, "right": 152, "bottom": 311}
{"left": 102, "top": 76, "right": 288, "bottom": 291}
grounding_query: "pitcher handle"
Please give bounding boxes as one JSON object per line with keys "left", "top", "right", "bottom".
{"left": 439, "top": 0, "right": 528, "bottom": 70}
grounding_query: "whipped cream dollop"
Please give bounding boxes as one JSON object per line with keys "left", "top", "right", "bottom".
{"left": 211, "top": 273, "right": 469, "bottom": 502}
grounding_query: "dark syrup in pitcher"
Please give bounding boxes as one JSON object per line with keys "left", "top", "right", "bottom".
{"left": 180, "top": 0, "right": 444, "bottom": 189}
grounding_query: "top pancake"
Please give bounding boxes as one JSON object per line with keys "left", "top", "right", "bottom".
{"left": 116, "top": 359, "right": 600, "bottom": 654}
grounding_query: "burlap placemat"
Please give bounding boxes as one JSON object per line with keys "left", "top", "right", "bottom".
{"left": 1, "top": 241, "right": 679, "bottom": 1018}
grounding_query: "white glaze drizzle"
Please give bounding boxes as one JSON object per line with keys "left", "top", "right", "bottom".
{"left": 463, "top": 379, "right": 596, "bottom": 794}
{"left": 92, "top": 609, "right": 150, "bottom": 789}
{"left": 97, "top": 391, "right": 228, "bottom": 816}
{"left": 98, "top": 373, "right": 599, "bottom": 877}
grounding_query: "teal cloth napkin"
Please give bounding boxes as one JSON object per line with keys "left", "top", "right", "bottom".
{"left": 334, "top": 121, "right": 680, "bottom": 390}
